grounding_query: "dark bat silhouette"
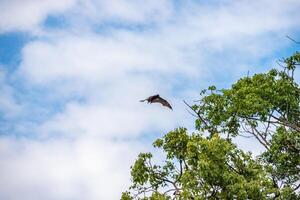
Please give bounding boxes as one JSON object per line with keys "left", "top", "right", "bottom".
{"left": 140, "top": 94, "right": 172, "bottom": 110}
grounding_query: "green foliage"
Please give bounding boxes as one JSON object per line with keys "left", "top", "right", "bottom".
{"left": 153, "top": 127, "right": 189, "bottom": 160}
{"left": 121, "top": 192, "right": 133, "bottom": 200}
{"left": 192, "top": 65, "right": 300, "bottom": 137}
{"left": 122, "top": 53, "right": 300, "bottom": 199}
{"left": 262, "top": 127, "right": 300, "bottom": 185}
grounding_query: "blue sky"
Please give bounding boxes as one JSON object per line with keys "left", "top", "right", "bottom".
{"left": 0, "top": 0, "right": 300, "bottom": 199}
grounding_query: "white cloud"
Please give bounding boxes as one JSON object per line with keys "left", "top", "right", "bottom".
{"left": 0, "top": 70, "right": 22, "bottom": 119}
{"left": 38, "top": 98, "right": 190, "bottom": 139}
{"left": 0, "top": 0, "right": 75, "bottom": 33}
{"left": 0, "top": 0, "right": 174, "bottom": 35}
{"left": 17, "top": 0, "right": 300, "bottom": 86}
{"left": 18, "top": 32, "right": 198, "bottom": 85}
{"left": 0, "top": 136, "right": 147, "bottom": 200}
{"left": 158, "top": 0, "right": 300, "bottom": 53}
{"left": 72, "top": 0, "right": 173, "bottom": 24}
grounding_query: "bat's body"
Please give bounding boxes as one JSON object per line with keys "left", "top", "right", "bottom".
{"left": 140, "top": 94, "right": 172, "bottom": 110}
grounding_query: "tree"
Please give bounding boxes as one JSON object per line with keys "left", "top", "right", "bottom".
{"left": 121, "top": 52, "right": 300, "bottom": 200}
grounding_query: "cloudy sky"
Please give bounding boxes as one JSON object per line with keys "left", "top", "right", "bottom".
{"left": 0, "top": 0, "right": 299, "bottom": 199}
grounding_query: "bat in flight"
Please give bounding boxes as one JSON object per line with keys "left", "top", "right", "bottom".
{"left": 140, "top": 94, "right": 172, "bottom": 110}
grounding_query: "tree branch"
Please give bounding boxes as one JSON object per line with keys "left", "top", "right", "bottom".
{"left": 183, "top": 100, "right": 217, "bottom": 134}
{"left": 286, "top": 35, "right": 300, "bottom": 44}
{"left": 241, "top": 122, "right": 269, "bottom": 150}
{"left": 175, "top": 160, "right": 183, "bottom": 183}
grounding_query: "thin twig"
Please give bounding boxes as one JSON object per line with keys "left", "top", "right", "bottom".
{"left": 286, "top": 35, "right": 300, "bottom": 44}
{"left": 183, "top": 100, "right": 217, "bottom": 134}
{"left": 175, "top": 160, "right": 183, "bottom": 183}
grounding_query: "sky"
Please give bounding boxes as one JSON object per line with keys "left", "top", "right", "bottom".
{"left": 0, "top": 0, "right": 299, "bottom": 199}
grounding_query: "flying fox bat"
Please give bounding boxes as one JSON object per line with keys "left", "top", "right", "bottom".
{"left": 140, "top": 94, "right": 172, "bottom": 110}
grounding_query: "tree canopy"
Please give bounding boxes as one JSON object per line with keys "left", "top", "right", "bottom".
{"left": 121, "top": 52, "right": 300, "bottom": 200}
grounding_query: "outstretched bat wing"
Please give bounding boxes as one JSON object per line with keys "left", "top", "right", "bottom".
{"left": 152, "top": 96, "right": 173, "bottom": 110}
{"left": 140, "top": 94, "right": 159, "bottom": 102}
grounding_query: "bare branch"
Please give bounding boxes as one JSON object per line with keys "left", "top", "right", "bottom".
{"left": 163, "top": 188, "right": 177, "bottom": 195}
{"left": 252, "top": 126, "right": 270, "bottom": 146}
{"left": 183, "top": 100, "right": 217, "bottom": 134}
{"left": 175, "top": 160, "right": 183, "bottom": 183}
{"left": 276, "top": 60, "right": 286, "bottom": 68}
{"left": 185, "top": 108, "right": 198, "bottom": 118}
{"left": 271, "top": 114, "right": 300, "bottom": 132}
{"left": 241, "top": 122, "right": 269, "bottom": 150}
{"left": 293, "top": 182, "right": 300, "bottom": 192}
{"left": 286, "top": 35, "right": 300, "bottom": 44}
{"left": 183, "top": 100, "right": 209, "bottom": 128}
